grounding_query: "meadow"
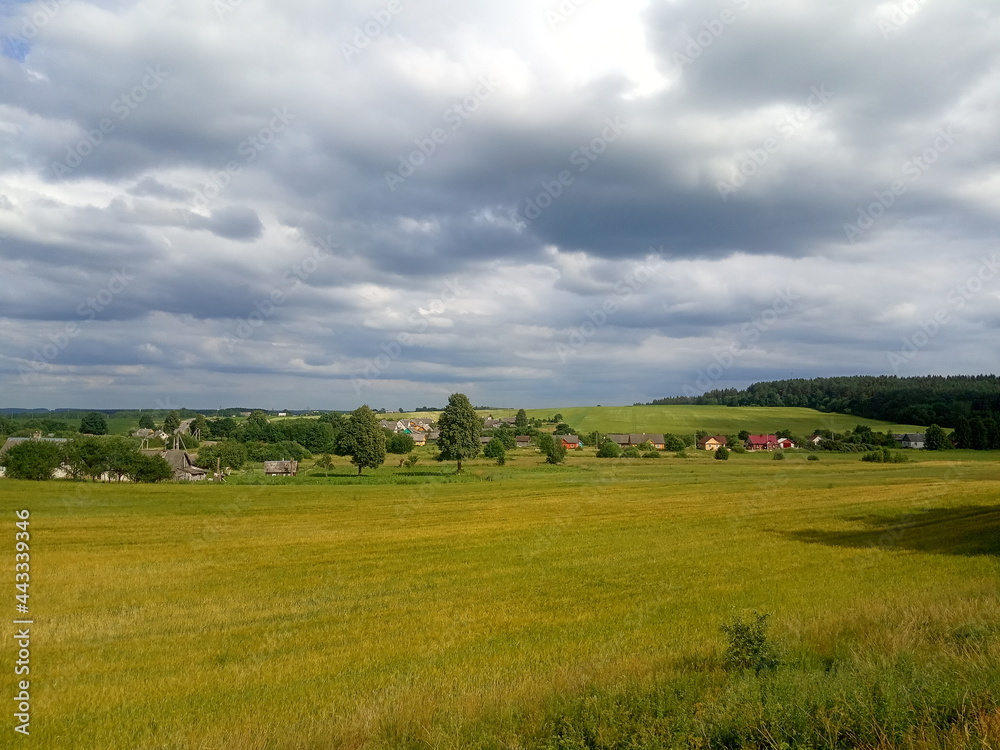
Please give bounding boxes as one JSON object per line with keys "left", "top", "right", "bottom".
{"left": 2, "top": 449, "right": 998, "bottom": 749}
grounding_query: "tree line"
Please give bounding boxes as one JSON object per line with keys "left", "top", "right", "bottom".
{"left": 645, "top": 374, "right": 1000, "bottom": 432}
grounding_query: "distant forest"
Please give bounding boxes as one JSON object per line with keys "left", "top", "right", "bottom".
{"left": 645, "top": 375, "right": 1000, "bottom": 427}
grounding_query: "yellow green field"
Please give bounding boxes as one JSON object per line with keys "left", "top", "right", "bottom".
{"left": 2, "top": 450, "right": 998, "bottom": 748}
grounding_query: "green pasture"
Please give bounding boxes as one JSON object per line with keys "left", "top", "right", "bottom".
{"left": 2, "top": 451, "right": 998, "bottom": 748}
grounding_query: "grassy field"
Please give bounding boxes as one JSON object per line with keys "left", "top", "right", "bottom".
{"left": 3, "top": 451, "right": 998, "bottom": 749}
{"left": 393, "top": 405, "right": 927, "bottom": 436}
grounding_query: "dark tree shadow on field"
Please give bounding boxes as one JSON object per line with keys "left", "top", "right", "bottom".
{"left": 780, "top": 506, "right": 1000, "bottom": 557}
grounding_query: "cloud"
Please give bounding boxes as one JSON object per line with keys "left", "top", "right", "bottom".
{"left": 1, "top": 0, "right": 999, "bottom": 408}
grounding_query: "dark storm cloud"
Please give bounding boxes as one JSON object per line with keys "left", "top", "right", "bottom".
{"left": 0, "top": 0, "right": 998, "bottom": 408}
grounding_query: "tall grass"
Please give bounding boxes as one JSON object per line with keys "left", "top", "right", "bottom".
{"left": 1, "top": 453, "right": 997, "bottom": 748}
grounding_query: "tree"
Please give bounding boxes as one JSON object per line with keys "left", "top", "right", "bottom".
{"left": 314, "top": 453, "right": 335, "bottom": 474}
{"left": 554, "top": 422, "right": 573, "bottom": 435}
{"left": 970, "top": 416, "right": 989, "bottom": 451}
{"left": 163, "top": 411, "right": 181, "bottom": 434}
{"left": 715, "top": 446, "right": 730, "bottom": 460}
{"left": 952, "top": 416, "right": 972, "bottom": 449}
{"left": 924, "top": 424, "right": 949, "bottom": 451}
{"left": 208, "top": 417, "right": 238, "bottom": 439}
{"left": 597, "top": 441, "right": 621, "bottom": 458}
{"left": 194, "top": 441, "right": 248, "bottom": 471}
{"left": 2, "top": 440, "right": 65, "bottom": 480}
{"left": 190, "top": 414, "right": 210, "bottom": 438}
{"left": 138, "top": 413, "right": 156, "bottom": 430}
{"left": 484, "top": 437, "right": 507, "bottom": 465}
{"left": 437, "top": 393, "right": 480, "bottom": 471}
{"left": 514, "top": 409, "right": 529, "bottom": 429}
{"left": 131, "top": 454, "right": 173, "bottom": 483}
{"left": 546, "top": 442, "right": 567, "bottom": 464}
{"left": 552, "top": 413, "right": 563, "bottom": 423}
{"left": 79, "top": 412, "right": 108, "bottom": 435}
{"left": 386, "top": 433, "right": 415, "bottom": 454}
{"left": 344, "top": 405, "right": 386, "bottom": 475}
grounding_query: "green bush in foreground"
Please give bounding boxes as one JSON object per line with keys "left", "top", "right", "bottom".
{"left": 714, "top": 446, "right": 729, "bottom": 460}
{"left": 862, "top": 448, "right": 909, "bottom": 463}
{"left": 720, "top": 611, "right": 781, "bottom": 673}
{"left": 597, "top": 441, "right": 620, "bottom": 458}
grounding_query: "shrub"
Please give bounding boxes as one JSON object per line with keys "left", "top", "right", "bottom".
{"left": 807, "top": 454, "right": 820, "bottom": 461}
{"left": 404, "top": 454, "right": 419, "bottom": 469}
{"left": 622, "top": 447, "right": 642, "bottom": 459}
{"left": 545, "top": 443, "right": 567, "bottom": 465}
{"left": 772, "top": 450, "right": 785, "bottom": 461}
{"left": 730, "top": 444, "right": 746, "bottom": 454}
{"left": 131, "top": 454, "right": 173, "bottom": 483}
{"left": 720, "top": 611, "right": 781, "bottom": 673}
{"left": 714, "top": 446, "right": 729, "bottom": 460}
{"left": 641, "top": 451, "right": 660, "bottom": 459}
{"left": 862, "top": 448, "right": 909, "bottom": 463}
{"left": 597, "top": 441, "right": 620, "bottom": 458}
{"left": 386, "top": 433, "right": 415, "bottom": 454}
{"left": 674, "top": 449, "right": 688, "bottom": 459}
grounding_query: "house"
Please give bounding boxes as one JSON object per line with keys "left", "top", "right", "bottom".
{"left": 606, "top": 434, "right": 666, "bottom": 450}
{"left": 379, "top": 420, "right": 399, "bottom": 431}
{"left": 515, "top": 435, "right": 532, "bottom": 449}
{"left": 410, "top": 432, "right": 426, "bottom": 446}
{"left": 479, "top": 436, "right": 494, "bottom": 445}
{"left": 143, "top": 449, "right": 207, "bottom": 481}
{"left": 697, "top": 435, "right": 728, "bottom": 451}
{"left": 745, "top": 434, "right": 779, "bottom": 451}
{"left": 264, "top": 460, "right": 298, "bottom": 476}
{"left": 134, "top": 428, "right": 155, "bottom": 438}
{"left": 426, "top": 431, "right": 440, "bottom": 442}
{"left": 483, "top": 418, "right": 503, "bottom": 429}
{"left": 806, "top": 434, "right": 824, "bottom": 445}
{"left": 895, "top": 433, "right": 926, "bottom": 449}
{"left": 776, "top": 438, "right": 796, "bottom": 449}
{"left": 555, "top": 434, "right": 581, "bottom": 449}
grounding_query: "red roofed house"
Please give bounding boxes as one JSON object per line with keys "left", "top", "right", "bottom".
{"left": 555, "top": 434, "right": 581, "bottom": 449}
{"left": 745, "top": 434, "right": 779, "bottom": 451}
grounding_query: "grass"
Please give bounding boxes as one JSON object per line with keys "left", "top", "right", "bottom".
{"left": 2, "top": 451, "right": 998, "bottom": 748}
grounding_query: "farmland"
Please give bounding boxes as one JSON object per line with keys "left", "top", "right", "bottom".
{"left": 3, "top": 450, "right": 998, "bottom": 748}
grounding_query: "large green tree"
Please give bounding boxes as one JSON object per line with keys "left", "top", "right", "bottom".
{"left": 924, "top": 424, "right": 949, "bottom": 451}
{"left": 514, "top": 409, "right": 529, "bottom": 429}
{"left": 386, "top": 433, "right": 415, "bottom": 455}
{"left": 162, "top": 411, "right": 182, "bottom": 433}
{"left": 79, "top": 411, "right": 108, "bottom": 435}
{"left": 437, "top": 393, "right": 480, "bottom": 471}
{"left": 2, "top": 440, "right": 65, "bottom": 480}
{"left": 344, "top": 405, "right": 386, "bottom": 475}
{"left": 138, "top": 413, "right": 156, "bottom": 430}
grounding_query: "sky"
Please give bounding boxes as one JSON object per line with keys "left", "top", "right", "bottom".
{"left": 1, "top": 0, "right": 998, "bottom": 411}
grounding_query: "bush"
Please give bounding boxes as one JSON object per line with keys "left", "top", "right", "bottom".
{"left": 403, "top": 454, "right": 419, "bottom": 469}
{"left": 597, "top": 441, "right": 620, "bottom": 458}
{"left": 483, "top": 437, "right": 507, "bottom": 464}
{"left": 862, "top": 448, "right": 909, "bottom": 464}
{"left": 714, "top": 446, "right": 729, "bottom": 460}
{"left": 386, "top": 433, "right": 415, "bottom": 454}
{"left": 641, "top": 451, "right": 660, "bottom": 459}
{"left": 807, "top": 454, "right": 820, "bottom": 461}
{"left": 622, "top": 447, "right": 642, "bottom": 459}
{"left": 720, "top": 611, "right": 781, "bottom": 674}
{"left": 730, "top": 444, "right": 746, "bottom": 454}
{"left": 772, "top": 450, "right": 785, "bottom": 460}
{"left": 131, "top": 454, "right": 173, "bottom": 483}
{"left": 674, "top": 449, "right": 688, "bottom": 459}
{"left": 546, "top": 443, "right": 567, "bottom": 465}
